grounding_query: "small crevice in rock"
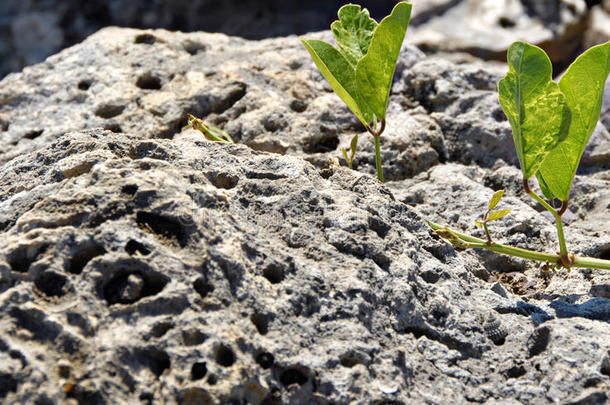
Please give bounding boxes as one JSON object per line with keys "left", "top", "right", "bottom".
{"left": 250, "top": 313, "right": 269, "bottom": 335}
{"left": 67, "top": 243, "right": 106, "bottom": 274}
{"left": 134, "top": 33, "right": 157, "bottom": 44}
{"left": 183, "top": 40, "right": 207, "bottom": 55}
{"left": 136, "top": 74, "right": 162, "bottom": 90}
{"left": 94, "top": 103, "right": 125, "bottom": 119}
{"left": 124, "top": 240, "right": 151, "bottom": 256}
{"left": 24, "top": 129, "right": 43, "bottom": 140}
{"left": 193, "top": 277, "right": 214, "bottom": 299}
{"left": 77, "top": 80, "right": 92, "bottom": 91}
{"left": 528, "top": 326, "right": 551, "bottom": 357}
{"left": 35, "top": 271, "right": 69, "bottom": 297}
{"left": 103, "top": 269, "right": 168, "bottom": 305}
{"left": 136, "top": 211, "right": 188, "bottom": 248}
{"left": 279, "top": 367, "right": 309, "bottom": 387}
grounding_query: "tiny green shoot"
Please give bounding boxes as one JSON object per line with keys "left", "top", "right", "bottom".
{"left": 301, "top": 2, "right": 412, "bottom": 182}
{"left": 185, "top": 114, "right": 234, "bottom": 143}
{"left": 430, "top": 41, "right": 610, "bottom": 271}
{"left": 475, "top": 190, "right": 511, "bottom": 244}
{"left": 340, "top": 134, "right": 358, "bottom": 169}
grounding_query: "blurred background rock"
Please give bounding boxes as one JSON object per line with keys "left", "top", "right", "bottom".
{"left": 1, "top": 0, "right": 609, "bottom": 80}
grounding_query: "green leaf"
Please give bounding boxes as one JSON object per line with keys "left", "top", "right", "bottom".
{"left": 301, "top": 39, "right": 373, "bottom": 125}
{"left": 488, "top": 190, "right": 505, "bottom": 211}
{"left": 498, "top": 41, "right": 571, "bottom": 179}
{"left": 475, "top": 220, "right": 483, "bottom": 227}
{"left": 350, "top": 134, "right": 358, "bottom": 158}
{"left": 341, "top": 147, "right": 350, "bottom": 163}
{"left": 331, "top": 5, "right": 377, "bottom": 69}
{"left": 356, "top": 2, "right": 412, "bottom": 121}
{"left": 487, "top": 209, "right": 511, "bottom": 222}
{"left": 536, "top": 42, "right": 610, "bottom": 201}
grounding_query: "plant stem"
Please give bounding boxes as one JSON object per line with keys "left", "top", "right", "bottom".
{"left": 374, "top": 135, "right": 384, "bottom": 183}
{"left": 366, "top": 119, "right": 386, "bottom": 183}
{"left": 524, "top": 180, "right": 568, "bottom": 260}
{"left": 427, "top": 221, "right": 610, "bottom": 270}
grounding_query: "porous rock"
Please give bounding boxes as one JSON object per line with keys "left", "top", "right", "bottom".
{"left": 0, "top": 26, "right": 610, "bottom": 405}
{"left": 408, "top": 0, "right": 589, "bottom": 70}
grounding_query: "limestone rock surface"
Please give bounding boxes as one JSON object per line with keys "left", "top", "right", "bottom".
{"left": 0, "top": 25, "right": 609, "bottom": 405}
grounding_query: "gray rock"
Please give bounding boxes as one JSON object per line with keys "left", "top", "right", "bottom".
{"left": 408, "top": 0, "right": 589, "bottom": 69}
{"left": 0, "top": 24, "right": 609, "bottom": 405}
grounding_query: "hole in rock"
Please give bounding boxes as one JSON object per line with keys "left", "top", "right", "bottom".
{"left": 183, "top": 41, "right": 207, "bottom": 55}
{"left": 304, "top": 134, "right": 339, "bottom": 153}
{"left": 8, "top": 244, "right": 47, "bottom": 273}
{"left": 212, "top": 82, "right": 247, "bottom": 114}
{"left": 262, "top": 264, "right": 285, "bottom": 284}
{"left": 94, "top": 103, "right": 125, "bottom": 119}
{"left": 204, "top": 171, "right": 238, "bottom": 189}
{"left": 504, "top": 365, "right": 527, "bottom": 378}
{"left": 35, "top": 271, "right": 69, "bottom": 297}
{"left": 77, "top": 80, "right": 92, "bottom": 90}
{"left": 289, "top": 99, "right": 307, "bottom": 112}
{"left": 121, "top": 184, "right": 138, "bottom": 195}
{"left": 339, "top": 352, "right": 364, "bottom": 368}
{"left": 67, "top": 243, "right": 106, "bottom": 274}
{"left": 0, "top": 373, "right": 18, "bottom": 399}
{"left": 498, "top": 17, "right": 516, "bottom": 28}
{"left": 215, "top": 345, "right": 235, "bottom": 367}
{"left": 191, "top": 362, "right": 207, "bottom": 380}
{"left": 182, "top": 329, "right": 207, "bottom": 346}
{"left": 104, "top": 123, "right": 123, "bottom": 133}
{"left": 279, "top": 368, "right": 308, "bottom": 387}
{"left": 368, "top": 216, "right": 390, "bottom": 239}
{"left": 193, "top": 277, "right": 214, "bottom": 299}
{"left": 150, "top": 321, "right": 173, "bottom": 338}
{"left": 103, "top": 270, "right": 168, "bottom": 305}
{"left": 9, "top": 307, "right": 61, "bottom": 342}
{"left": 24, "top": 130, "right": 43, "bottom": 140}
{"left": 600, "top": 354, "right": 610, "bottom": 376}
{"left": 420, "top": 270, "right": 441, "bottom": 284}
{"left": 135, "top": 347, "right": 170, "bottom": 377}
{"left": 528, "top": 326, "right": 550, "bottom": 357}
{"left": 176, "top": 388, "right": 214, "bottom": 405}
{"left": 255, "top": 352, "right": 274, "bottom": 369}
{"left": 125, "top": 240, "right": 150, "bottom": 256}
{"left": 136, "top": 74, "right": 162, "bottom": 90}
{"left": 207, "top": 374, "right": 218, "bottom": 385}
{"left": 136, "top": 211, "right": 188, "bottom": 247}
{"left": 135, "top": 33, "right": 157, "bottom": 44}
{"left": 0, "top": 119, "right": 9, "bottom": 131}
{"left": 250, "top": 313, "right": 269, "bottom": 335}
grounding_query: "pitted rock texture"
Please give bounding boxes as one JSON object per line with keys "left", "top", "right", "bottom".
{"left": 0, "top": 129, "right": 609, "bottom": 405}
{"left": 0, "top": 23, "right": 610, "bottom": 405}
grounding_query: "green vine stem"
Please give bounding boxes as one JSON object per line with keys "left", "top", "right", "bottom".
{"left": 523, "top": 179, "right": 569, "bottom": 265}
{"left": 427, "top": 221, "right": 610, "bottom": 270}
{"left": 366, "top": 119, "right": 386, "bottom": 183}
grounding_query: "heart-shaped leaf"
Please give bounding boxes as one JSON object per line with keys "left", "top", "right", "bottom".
{"left": 301, "top": 39, "right": 373, "bottom": 125}
{"left": 356, "top": 2, "right": 412, "bottom": 121}
{"left": 331, "top": 5, "right": 377, "bottom": 69}
{"left": 498, "top": 42, "right": 571, "bottom": 180}
{"left": 536, "top": 42, "right": 610, "bottom": 201}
